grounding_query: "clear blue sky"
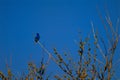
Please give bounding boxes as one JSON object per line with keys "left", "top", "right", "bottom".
{"left": 0, "top": 0, "right": 120, "bottom": 78}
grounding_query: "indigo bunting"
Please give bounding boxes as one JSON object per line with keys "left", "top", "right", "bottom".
{"left": 35, "top": 33, "right": 40, "bottom": 43}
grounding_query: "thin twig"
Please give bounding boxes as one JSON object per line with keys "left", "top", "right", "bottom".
{"left": 74, "top": 40, "right": 87, "bottom": 62}
{"left": 91, "top": 21, "right": 106, "bottom": 60}
{"left": 90, "top": 53, "right": 104, "bottom": 65}
{"left": 98, "top": 34, "right": 108, "bottom": 56}
{"left": 96, "top": 6, "right": 112, "bottom": 46}
{"left": 37, "top": 41, "right": 57, "bottom": 65}
{"left": 38, "top": 41, "right": 76, "bottom": 79}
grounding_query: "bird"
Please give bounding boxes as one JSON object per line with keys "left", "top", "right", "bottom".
{"left": 35, "top": 33, "right": 40, "bottom": 43}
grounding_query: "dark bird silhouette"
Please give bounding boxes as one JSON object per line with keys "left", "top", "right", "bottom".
{"left": 35, "top": 33, "right": 40, "bottom": 43}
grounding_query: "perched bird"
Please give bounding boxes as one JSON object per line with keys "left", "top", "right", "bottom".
{"left": 35, "top": 33, "right": 40, "bottom": 43}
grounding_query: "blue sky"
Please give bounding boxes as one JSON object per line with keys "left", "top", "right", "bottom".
{"left": 0, "top": 0, "right": 120, "bottom": 78}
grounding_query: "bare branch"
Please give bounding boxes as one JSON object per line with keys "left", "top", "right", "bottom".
{"left": 91, "top": 21, "right": 106, "bottom": 60}
{"left": 37, "top": 41, "right": 58, "bottom": 65}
